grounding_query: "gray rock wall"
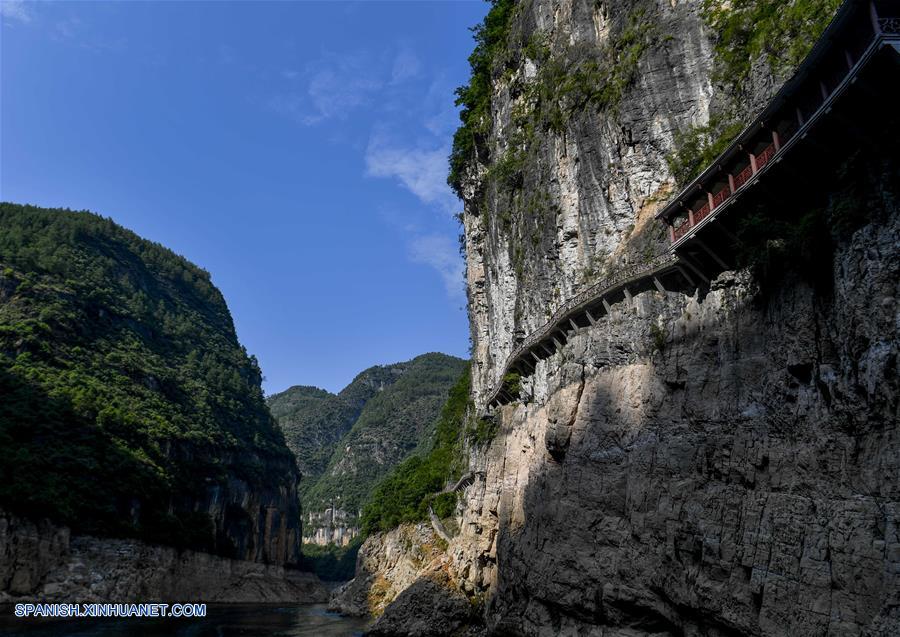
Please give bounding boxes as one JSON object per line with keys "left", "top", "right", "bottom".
{"left": 451, "top": 0, "right": 900, "bottom": 634}
{"left": 0, "top": 509, "right": 327, "bottom": 603}
{"left": 340, "top": 1, "right": 899, "bottom": 634}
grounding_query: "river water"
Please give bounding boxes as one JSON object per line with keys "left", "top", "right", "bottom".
{"left": 0, "top": 604, "right": 370, "bottom": 637}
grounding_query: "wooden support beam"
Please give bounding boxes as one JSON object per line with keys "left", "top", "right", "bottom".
{"left": 540, "top": 344, "right": 554, "bottom": 357}
{"left": 602, "top": 298, "right": 612, "bottom": 314}
{"left": 585, "top": 310, "right": 597, "bottom": 326}
{"left": 712, "top": 219, "right": 741, "bottom": 245}
{"left": 531, "top": 351, "right": 541, "bottom": 364}
{"left": 694, "top": 237, "right": 730, "bottom": 270}
{"left": 552, "top": 336, "right": 563, "bottom": 349}
{"left": 623, "top": 288, "right": 633, "bottom": 307}
{"left": 678, "top": 253, "right": 710, "bottom": 283}
{"left": 569, "top": 318, "right": 580, "bottom": 333}
{"left": 676, "top": 265, "right": 695, "bottom": 287}
{"left": 653, "top": 277, "right": 666, "bottom": 293}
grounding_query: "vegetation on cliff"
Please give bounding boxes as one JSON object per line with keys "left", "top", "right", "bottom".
{"left": 448, "top": 0, "right": 514, "bottom": 198}
{"left": 299, "top": 354, "right": 467, "bottom": 517}
{"left": 300, "top": 537, "right": 363, "bottom": 581}
{"left": 361, "top": 369, "right": 472, "bottom": 535}
{"left": 268, "top": 362, "right": 409, "bottom": 497}
{"left": 0, "top": 204, "right": 297, "bottom": 553}
{"left": 667, "top": 0, "right": 843, "bottom": 185}
{"left": 701, "top": 0, "right": 843, "bottom": 86}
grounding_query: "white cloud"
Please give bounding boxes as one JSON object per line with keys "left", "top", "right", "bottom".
{"left": 390, "top": 46, "right": 421, "bottom": 84}
{"left": 271, "top": 52, "right": 384, "bottom": 125}
{"left": 365, "top": 135, "right": 458, "bottom": 214}
{"left": 1, "top": 0, "right": 32, "bottom": 24}
{"left": 409, "top": 234, "right": 465, "bottom": 298}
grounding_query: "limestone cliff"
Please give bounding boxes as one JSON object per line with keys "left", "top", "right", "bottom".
{"left": 340, "top": 0, "right": 900, "bottom": 634}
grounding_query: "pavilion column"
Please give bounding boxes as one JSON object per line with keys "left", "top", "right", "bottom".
{"left": 707, "top": 191, "right": 715, "bottom": 210}
{"left": 749, "top": 152, "right": 758, "bottom": 175}
{"left": 796, "top": 106, "right": 805, "bottom": 128}
{"left": 728, "top": 173, "right": 736, "bottom": 194}
{"left": 844, "top": 49, "right": 854, "bottom": 70}
{"left": 772, "top": 129, "right": 781, "bottom": 151}
{"left": 668, "top": 222, "right": 675, "bottom": 243}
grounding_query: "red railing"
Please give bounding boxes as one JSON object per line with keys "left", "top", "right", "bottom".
{"left": 756, "top": 142, "right": 777, "bottom": 170}
{"left": 673, "top": 219, "right": 691, "bottom": 240}
{"left": 694, "top": 202, "right": 711, "bottom": 224}
{"left": 733, "top": 164, "right": 754, "bottom": 190}
{"left": 712, "top": 186, "right": 730, "bottom": 208}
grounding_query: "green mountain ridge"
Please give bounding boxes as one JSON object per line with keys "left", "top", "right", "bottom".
{"left": 269, "top": 353, "right": 467, "bottom": 523}
{"left": 268, "top": 362, "right": 406, "bottom": 496}
{"left": 0, "top": 203, "right": 301, "bottom": 563}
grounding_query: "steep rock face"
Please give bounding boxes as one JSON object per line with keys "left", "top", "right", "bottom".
{"left": 331, "top": 524, "right": 447, "bottom": 617}
{"left": 0, "top": 509, "right": 327, "bottom": 603}
{"left": 439, "top": 0, "right": 898, "bottom": 634}
{"left": 462, "top": 0, "right": 718, "bottom": 408}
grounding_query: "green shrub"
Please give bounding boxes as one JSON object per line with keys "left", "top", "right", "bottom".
{"left": 502, "top": 371, "right": 521, "bottom": 397}
{"left": 649, "top": 323, "right": 667, "bottom": 353}
{"left": 701, "top": 0, "right": 842, "bottom": 89}
{"left": 301, "top": 539, "right": 362, "bottom": 582}
{"left": 666, "top": 116, "right": 744, "bottom": 185}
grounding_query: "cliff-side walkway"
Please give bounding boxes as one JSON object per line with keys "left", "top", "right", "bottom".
{"left": 484, "top": 0, "right": 899, "bottom": 410}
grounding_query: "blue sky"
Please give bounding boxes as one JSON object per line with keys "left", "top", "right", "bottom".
{"left": 1, "top": 0, "right": 487, "bottom": 394}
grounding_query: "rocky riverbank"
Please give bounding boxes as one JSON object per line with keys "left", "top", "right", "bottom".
{"left": 0, "top": 509, "right": 328, "bottom": 603}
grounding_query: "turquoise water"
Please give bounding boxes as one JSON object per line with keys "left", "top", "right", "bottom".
{"left": 0, "top": 604, "right": 370, "bottom": 637}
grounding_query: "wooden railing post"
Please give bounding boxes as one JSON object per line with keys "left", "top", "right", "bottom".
{"left": 796, "top": 106, "right": 805, "bottom": 128}
{"left": 688, "top": 208, "right": 695, "bottom": 226}
{"left": 870, "top": 1, "right": 881, "bottom": 35}
{"left": 844, "top": 49, "right": 854, "bottom": 70}
{"left": 669, "top": 224, "right": 675, "bottom": 243}
{"left": 728, "top": 173, "right": 736, "bottom": 194}
{"left": 749, "top": 152, "right": 758, "bottom": 175}
{"left": 772, "top": 129, "right": 781, "bottom": 152}
{"left": 707, "top": 191, "right": 715, "bottom": 211}
{"left": 819, "top": 80, "right": 829, "bottom": 101}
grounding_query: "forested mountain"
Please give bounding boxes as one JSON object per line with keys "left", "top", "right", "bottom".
{"left": 268, "top": 353, "right": 466, "bottom": 539}
{"left": 268, "top": 363, "right": 407, "bottom": 495}
{"left": 0, "top": 203, "right": 301, "bottom": 563}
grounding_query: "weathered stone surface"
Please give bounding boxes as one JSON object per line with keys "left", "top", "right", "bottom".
{"left": 367, "top": 573, "right": 481, "bottom": 637}
{"left": 0, "top": 509, "right": 328, "bottom": 603}
{"left": 330, "top": 524, "right": 450, "bottom": 618}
